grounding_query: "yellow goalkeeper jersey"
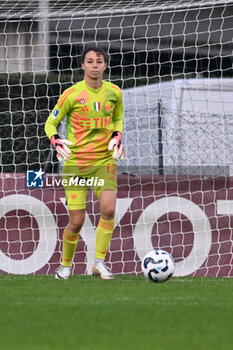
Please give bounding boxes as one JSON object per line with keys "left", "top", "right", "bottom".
{"left": 45, "top": 80, "right": 123, "bottom": 169}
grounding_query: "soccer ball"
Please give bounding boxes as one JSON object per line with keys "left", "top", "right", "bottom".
{"left": 141, "top": 249, "right": 175, "bottom": 283}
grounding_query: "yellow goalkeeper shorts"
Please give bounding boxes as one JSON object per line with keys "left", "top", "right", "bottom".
{"left": 63, "top": 158, "right": 117, "bottom": 210}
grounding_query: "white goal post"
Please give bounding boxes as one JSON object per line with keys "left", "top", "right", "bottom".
{"left": 0, "top": 0, "right": 233, "bottom": 277}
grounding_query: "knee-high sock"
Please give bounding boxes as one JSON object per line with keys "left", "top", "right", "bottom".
{"left": 62, "top": 228, "right": 79, "bottom": 267}
{"left": 95, "top": 217, "right": 115, "bottom": 260}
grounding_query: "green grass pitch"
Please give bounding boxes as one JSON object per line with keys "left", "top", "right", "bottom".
{"left": 0, "top": 275, "right": 232, "bottom": 350}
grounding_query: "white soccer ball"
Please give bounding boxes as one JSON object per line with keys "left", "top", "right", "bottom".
{"left": 141, "top": 249, "right": 175, "bottom": 283}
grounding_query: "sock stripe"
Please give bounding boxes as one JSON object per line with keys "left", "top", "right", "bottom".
{"left": 99, "top": 218, "right": 114, "bottom": 230}
{"left": 63, "top": 229, "right": 79, "bottom": 242}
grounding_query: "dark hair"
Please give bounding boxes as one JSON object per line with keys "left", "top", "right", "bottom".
{"left": 81, "top": 46, "right": 108, "bottom": 64}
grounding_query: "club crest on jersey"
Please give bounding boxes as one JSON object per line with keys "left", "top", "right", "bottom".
{"left": 104, "top": 101, "right": 112, "bottom": 112}
{"left": 94, "top": 102, "right": 101, "bottom": 111}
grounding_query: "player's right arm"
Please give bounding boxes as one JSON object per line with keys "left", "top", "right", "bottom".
{"left": 44, "top": 87, "right": 76, "bottom": 160}
{"left": 45, "top": 87, "right": 76, "bottom": 139}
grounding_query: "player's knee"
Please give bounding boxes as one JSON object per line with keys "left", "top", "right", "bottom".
{"left": 67, "top": 222, "right": 82, "bottom": 233}
{"left": 101, "top": 205, "right": 115, "bottom": 220}
{"left": 67, "top": 213, "right": 85, "bottom": 233}
{"left": 68, "top": 222, "right": 83, "bottom": 233}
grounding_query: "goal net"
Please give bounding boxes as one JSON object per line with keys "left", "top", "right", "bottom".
{"left": 0, "top": 0, "right": 233, "bottom": 277}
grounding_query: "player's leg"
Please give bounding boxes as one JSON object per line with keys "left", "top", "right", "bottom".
{"left": 61, "top": 209, "right": 85, "bottom": 267}
{"left": 91, "top": 161, "right": 117, "bottom": 280}
{"left": 55, "top": 209, "right": 85, "bottom": 279}
{"left": 56, "top": 183, "right": 88, "bottom": 279}
{"left": 92, "top": 189, "right": 117, "bottom": 280}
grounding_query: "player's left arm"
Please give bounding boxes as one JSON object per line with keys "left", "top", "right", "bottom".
{"left": 108, "top": 87, "right": 124, "bottom": 161}
{"left": 112, "top": 88, "right": 123, "bottom": 133}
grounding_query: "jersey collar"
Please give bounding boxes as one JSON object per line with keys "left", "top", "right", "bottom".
{"left": 83, "top": 79, "right": 104, "bottom": 93}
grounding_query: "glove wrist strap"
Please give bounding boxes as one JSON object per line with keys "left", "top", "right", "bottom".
{"left": 51, "top": 134, "right": 60, "bottom": 140}
{"left": 112, "top": 131, "right": 121, "bottom": 138}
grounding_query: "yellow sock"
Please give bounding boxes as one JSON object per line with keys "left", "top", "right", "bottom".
{"left": 95, "top": 217, "right": 115, "bottom": 260}
{"left": 62, "top": 228, "right": 79, "bottom": 267}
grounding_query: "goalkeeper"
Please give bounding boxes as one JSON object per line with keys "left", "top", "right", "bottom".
{"left": 45, "top": 46, "right": 124, "bottom": 280}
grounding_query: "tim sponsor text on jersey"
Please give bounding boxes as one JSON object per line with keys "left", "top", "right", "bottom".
{"left": 75, "top": 115, "right": 112, "bottom": 129}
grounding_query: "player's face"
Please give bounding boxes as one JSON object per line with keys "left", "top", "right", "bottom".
{"left": 82, "top": 51, "right": 107, "bottom": 80}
